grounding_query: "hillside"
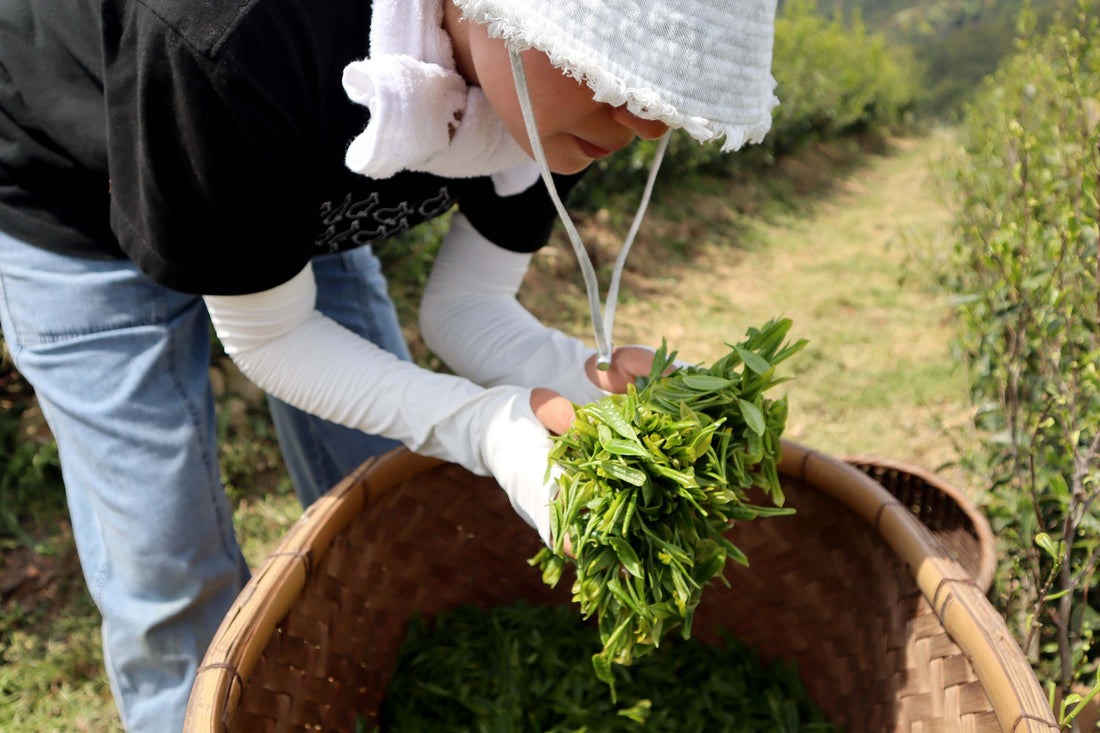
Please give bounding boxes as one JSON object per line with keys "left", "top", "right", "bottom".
{"left": 784, "top": 0, "right": 1097, "bottom": 113}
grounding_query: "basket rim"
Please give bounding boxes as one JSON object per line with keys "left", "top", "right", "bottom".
{"left": 184, "top": 442, "right": 1057, "bottom": 733}
{"left": 840, "top": 453, "right": 998, "bottom": 594}
{"left": 185, "top": 448, "right": 444, "bottom": 732}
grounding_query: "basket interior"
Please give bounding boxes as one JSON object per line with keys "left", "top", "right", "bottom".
{"left": 845, "top": 457, "right": 996, "bottom": 592}
{"left": 227, "top": 461, "right": 1003, "bottom": 733}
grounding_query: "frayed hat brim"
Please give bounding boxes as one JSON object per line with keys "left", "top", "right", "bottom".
{"left": 452, "top": 0, "right": 779, "bottom": 151}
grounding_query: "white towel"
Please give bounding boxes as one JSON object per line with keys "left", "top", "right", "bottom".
{"left": 343, "top": 0, "right": 540, "bottom": 196}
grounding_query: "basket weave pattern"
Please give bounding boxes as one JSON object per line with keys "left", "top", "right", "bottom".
{"left": 229, "top": 464, "right": 571, "bottom": 730}
{"left": 186, "top": 446, "right": 1058, "bottom": 733}
{"left": 844, "top": 456, "right": 998, "bottom": 593}
{"left": 691, "top": 477, "right": 996, "bottom": 730}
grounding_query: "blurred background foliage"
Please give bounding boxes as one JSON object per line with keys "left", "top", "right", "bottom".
{"left": 571, "top": 0, "right": 921, "bottom": 212}
{"left": 939, "top": 1, "right": 1100, "bottom": 720}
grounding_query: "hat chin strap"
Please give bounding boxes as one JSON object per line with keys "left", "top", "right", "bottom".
{"left": 509, "top": 49, "right": 670, "bottom": 371}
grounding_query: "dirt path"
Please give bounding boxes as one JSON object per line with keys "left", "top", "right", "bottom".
{"left": 574, "top": 130, "right": 975, "bottom": 480}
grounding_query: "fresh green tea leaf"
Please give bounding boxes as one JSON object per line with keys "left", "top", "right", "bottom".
{"left": 739, "top": 398, "right": 766, "bottom": 436}
{"left": 735, "top": 345, "right": 772, "bottom": 374}
{"left": 680, "top": 374, "right": 736, "bottom": 390}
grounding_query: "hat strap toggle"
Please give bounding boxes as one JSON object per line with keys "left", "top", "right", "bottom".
{"left": 509, "top": 49, "right": 670, "bottom": 371}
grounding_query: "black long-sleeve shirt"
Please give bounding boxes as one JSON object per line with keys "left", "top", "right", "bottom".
{"left": 0, "top": 0, "right": 573, "bottom": 294}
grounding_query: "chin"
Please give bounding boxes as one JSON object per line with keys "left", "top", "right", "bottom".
{"left": 547, "top": 155, "right": 595, "bottom": 175}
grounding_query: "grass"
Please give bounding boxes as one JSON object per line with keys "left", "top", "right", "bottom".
{"left": 0, "top": 356, "right": 299, "bottom": 733}
{"left": 0, "top": 128, "right": 975, "bottom": 731}
{"left": 0, "top": 543, "right": 114, "bottom": 732}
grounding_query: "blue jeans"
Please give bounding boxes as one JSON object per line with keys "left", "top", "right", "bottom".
{"left": 0, "top": 231, "right": 408, "bottom": 732}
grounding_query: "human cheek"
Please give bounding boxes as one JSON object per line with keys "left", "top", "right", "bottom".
{"left": 466, "top": 28, "right": 535, "bottom": 152}
{"left": 465, "top": 31, "right": 604, "bottom": 171}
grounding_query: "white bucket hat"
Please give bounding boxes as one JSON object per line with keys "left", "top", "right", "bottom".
{"left": 452, "top": 0, "right": 779, "bottom": 367}
{"left": 451, "top": 0, "right": 779, "bottom": 152}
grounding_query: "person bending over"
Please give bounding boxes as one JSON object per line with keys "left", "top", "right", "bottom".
{"left": 0, "top": 0, "right": 778, "bottom": 729}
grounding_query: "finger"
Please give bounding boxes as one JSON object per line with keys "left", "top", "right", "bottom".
{"left": 586, "top": 345, "right": 660, "bottom": 393}
{"left": 562, "top": 530, "right": 574, "bottom": 558}
{"left": 530, "top": 387, "right": 575, "bottom": 435}
{"left": 619, "top": 344, "right": 696, "bottom": 376}
{"left": 613, "top": 345, "right": 660, "bottom": 379}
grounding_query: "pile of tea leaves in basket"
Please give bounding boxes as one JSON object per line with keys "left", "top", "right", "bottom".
{"left": 530, "top": 317, "right": 806, "bottom": 690}
{"left": 369, "top": 601, "right": 838, "bottom": 732}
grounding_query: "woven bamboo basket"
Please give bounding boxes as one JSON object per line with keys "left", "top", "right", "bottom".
{"left": 185, "top": 442, "right": 1058, "bottom": 733}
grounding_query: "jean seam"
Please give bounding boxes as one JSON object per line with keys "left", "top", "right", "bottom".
{"left": 90, "top": 558, "right": 111, "bottom": 605}
{"left": 0, "top": 259, "right": 23, "bottom": 361}
{"left": 31, "top": 397, "right": 114, "bottom": 606}
{"left": 344, "top": 247, "right": 385, "bottom": 346}
{"left": 162, "top": 295, "right": 238, "bottom": 565}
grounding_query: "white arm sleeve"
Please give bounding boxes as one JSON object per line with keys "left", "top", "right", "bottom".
{"left": 204, "top": 264, "right": 558, "bottom": 544}
{"left": 418, "top": 212, "right": 607, "bottom": 406}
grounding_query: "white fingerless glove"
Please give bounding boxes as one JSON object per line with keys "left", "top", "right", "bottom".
{"left": 419, "top": 213, "right": 606, "bottom": 407}
{"left": 481, "top": 392, "right": 561, "bottom": 546}
{"left": 204, "top": 262, "right": 559, "bottom": 544}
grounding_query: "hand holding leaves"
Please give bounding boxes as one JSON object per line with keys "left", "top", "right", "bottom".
{"left": 529, "top": 317, "right": 807, "bottom": 694}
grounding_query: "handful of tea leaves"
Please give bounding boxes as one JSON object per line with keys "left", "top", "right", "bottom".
{"left": 530, "top": 317, "right": 806, "bottom": 689}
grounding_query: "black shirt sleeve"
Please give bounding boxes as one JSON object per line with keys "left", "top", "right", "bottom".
{"left": 458, "top": 171, "right": 584, "bottom": 254}
{"left": 102, "top": 0, "right": 369, "bottom": 295}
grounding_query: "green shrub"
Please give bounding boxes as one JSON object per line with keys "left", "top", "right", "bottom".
{"left": 941, "top": 3, "right": 1100, "bottom": 725}
{"left": 571, "top": 0, "right": 920, "bottom": 212}
{"left": 0, "top": 340, "right": 64, "bottom": 546}
{"left": 769, "top": 0, "right": 919, "bottom": 152}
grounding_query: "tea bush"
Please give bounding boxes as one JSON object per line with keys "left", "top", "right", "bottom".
{"left": 942, "top": 2, "right": 1100, "bottom": 724}
{"left": 571, "top": 0, "right": 920, "bottom": 211}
